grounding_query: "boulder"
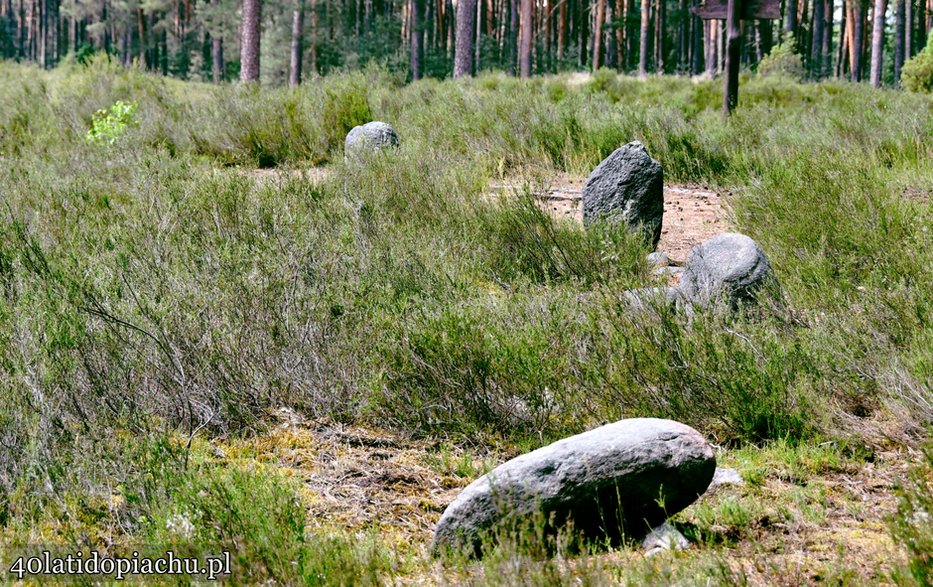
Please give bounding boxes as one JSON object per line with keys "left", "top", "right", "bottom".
{"left": 646, "top": 252, "right": 671, "bottom": 268}
{"left": 679, "top": 233, "right": 776, "bottom": 307}
{"left": 582, "top": 141, "right": 664, "bottom": 248}
{"left": 344, "top": 121, "right": 400, "bottom": 161}
{"left": 431, "top": 418, "right": 716, "bottom": 557}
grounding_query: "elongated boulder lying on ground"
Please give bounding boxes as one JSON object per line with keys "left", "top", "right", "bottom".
{"left": 582, "top": 141, "right": 664, "bottom": 248}
{"left": 344, "top": 121, "right": 400, "bottom": 161}
{"left": 679, "top": 232, "right": 777, "bottom": 307}
{"left": 431, "top": 418, "right": 716, "bottom": 557}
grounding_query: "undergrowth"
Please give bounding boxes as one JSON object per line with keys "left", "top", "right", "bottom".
{"left": 0, "top": 58, "right": 930, "bottom": 583}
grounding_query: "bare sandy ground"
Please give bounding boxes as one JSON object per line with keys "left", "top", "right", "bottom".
{"left": 245, "top": 167, "right": 729, "bottom": 263}
{"left": 491, "top": 175, "right": 729, "bottom": 263}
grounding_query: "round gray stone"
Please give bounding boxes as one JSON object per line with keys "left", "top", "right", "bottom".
{"left": 582, "top": 141, "right": 664, "bottom": 248}
{"left": 679, "top": 233, "right": 776, "bottom": 306}
{"left": 344, "top": 121, "right": 400, "bottom": 160}
{"left": 431, "top": 418, "right": 716, "bottom": 557}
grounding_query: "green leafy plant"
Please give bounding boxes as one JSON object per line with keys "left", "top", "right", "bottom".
{"left": 86, "top": 99, "right": 139, "bottom": 145}
{"left": 901, "top": 38, "right": 933, "bottom": 92}
{"left": 757, "top": 34, "right": 805, "bottom": 80}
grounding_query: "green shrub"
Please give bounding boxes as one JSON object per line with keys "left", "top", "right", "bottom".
{"left": 86, "top": 100, "right": 139, "bottom": 145}
{"left": 890, "top": 441, "right": 933, "bottom": 586}
{"left": 757, "top": 35, "right": 805, "bottom": 80}
{"left": 902, "top": 39, "right": 933, "bottom": 92}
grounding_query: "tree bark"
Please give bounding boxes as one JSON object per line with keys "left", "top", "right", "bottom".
{"left": 454, "top": 0, "right": 476, "bottom": 76}
{"left": 837, "top": 0, "right": 848, "bottom": 76}
{"left": 211, "top": 0, "right": 224, "bottom": 82}
{"left": 691, "top": 0, "right": 703, "bottom": 73}
{"left": 724, "top": 0, "right": 739, "bottom": 113}
{"left": 822, "top": 0, "right": 832, "bottom": 75}
{"left": 785, "top": 0, "right": 798, "bottom": 36}
{"left": 509, "top": 0, "right": 518, "bottom": 73}
{"left": 869, "top": 0, "right": 885, "bottom": 86}
{"left": 519, "top": 0, "right": 531, "bottom": 76}
{"left": 655, "top": 0, "right": 664, "bottom": 71}
{"left": 290, "top": 0, "right": 304, "bottom": 87}
{"left": 240, "top": 0, "right": 261, "bottom": 82}
{"left": 895, "top": 0, "right": 905, "bottom": 80}
{"left": 811, "top": 0, "right": 824, "bottom": 76}
{"left": 905, "top": 0, "right": 912, "bottom": 57}
{"left": 309, "top": 0, "right": 318, "bottom": 74}
{"left": 852, "top": 0, "right": 865, "bottom": 80}
{"left": 593, "top": 0, "right": 605, "bottom": 69}
{"left": 411, "top": 0, "right": 423, "bottom": 79}
{"left": 638, "top": 0, "right": 649, "bottom": 75}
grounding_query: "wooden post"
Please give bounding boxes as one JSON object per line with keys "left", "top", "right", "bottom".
{"left": 692, "top": 0, "right": 779, "bottom": 114}
{"left": 724, "top": 0, "right": 740, "bottom": 113}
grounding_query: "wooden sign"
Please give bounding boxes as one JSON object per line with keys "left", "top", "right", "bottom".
{"left": 690, "top": 0, "right": 781, "bottom": 20}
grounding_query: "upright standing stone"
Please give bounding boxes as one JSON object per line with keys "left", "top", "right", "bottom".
{"left": 582, "top": 141, "right": 664, "bottom": 248}
{"left": 431, "top": 418, "right": 716, "bottom": 557}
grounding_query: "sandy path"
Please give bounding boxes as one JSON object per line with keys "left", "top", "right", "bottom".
{"left": 491, "top": 177, "right": 729, "bottom": 263}
{"left": 244, "top": 167, "right": 730, "bottom": 264}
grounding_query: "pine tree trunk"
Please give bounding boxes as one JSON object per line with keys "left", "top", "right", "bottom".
{"left": 811, "top": 0, "right": 824, "bottom": 76}
{"left": 240, "top": 0, "right": 261, "bottom": 81}
{"left": 289, "top": 0, "right": 304, "bottom": 87}
{"left": 211, "top": 0, "right": 223, "bottom": 82}
{"left": 593, "top": 0, "right": 605, "bottom": 69}
{"left": 894, "top": 0, "right": 905, "bottom": 80}
{"left": 905, "top": 0, "right": 912, "bottom": 57}
{"left": 509, "top": 0, "right": 518, "bottom": 72}
{"left": 822, "top": 0, "right": 832, "bottom": 75}
{"left": 852, "top": 0, "right": 864, "bottom": 80}
{"left": 638, "top": 0, "right": 649, "bottom": 75}
{"left": 519, "top": 0, "right": 531, "bottom": 76}
{"left": 615, "top": 0, "right": 625, "bottom": 68}
{"left": 917, "top": 0, "right": 926, "bottom": 52}
{"left": 560, "top": 0, "right": 568, "bottom": 62}
{"left": 837, "top": 0, "right": 848, "bottom": 76}
{"left": 785, "top": 0, "right": 798, "bottom": 36}
{"left": 691, "top": 0, "right": 703, "bottom": 73}
{"left": 309, "top": 0, "right": 318, "bottom": 74}
{"left": 411, "top": 0, "right": 423, "bottom": 79}
{"left": 869, "top": 0, "right": 885, "bottom": 86}
{"left": 454, "top": 0, "right": 475, "bottom": 76}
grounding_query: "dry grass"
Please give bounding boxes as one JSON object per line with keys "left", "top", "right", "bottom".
{"left": 213, "top": 416, "right": 918, "bottom": 585}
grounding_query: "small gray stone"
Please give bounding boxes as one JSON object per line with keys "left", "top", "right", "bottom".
{"left": 344, "top": 121, "right": 400, "bottom": 161}
{"left": 652, "top": 266, "right": 684, "bottom": 278}
{"left": 583, "top": 141, "right": 664, "bottom": 247}
{"left": 431, "top": 418, "right": 716, "bottom": 557}
{"left": 646, "top": 252, "right": 671, "bottom": 267}
{"left": 642, "top": 522, "right": 690, "bottom": 555}
{"left": 708, "top": 467, "right": 745, "bottom": 490}
{"left": 679, "top": 233, "right": 777, "bottom": 307}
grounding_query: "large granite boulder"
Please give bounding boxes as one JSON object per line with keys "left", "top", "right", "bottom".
{"left": 679, "top": 233, "right": 777, "bottom": 307}
{"left": 344, "top": 121, "right": 400, "bottom": 161}
{"left": 582, "top": 141, "right": 664, "bottom": 248}
{"left": 431, "top": 418, "right": 716, "bottom": 557}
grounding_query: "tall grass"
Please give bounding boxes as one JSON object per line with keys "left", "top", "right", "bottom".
{"left": 0, "top": 57, "right": 930, "bottom": 579}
